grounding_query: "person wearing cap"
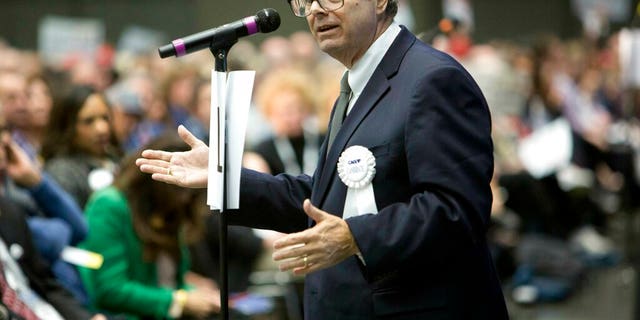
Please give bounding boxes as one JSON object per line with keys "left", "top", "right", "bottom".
{"left": 137, "top": 0, "right": 509, "bottom": 318}
{"left": 105, "top": 83, "right": 145, "bottom": 153}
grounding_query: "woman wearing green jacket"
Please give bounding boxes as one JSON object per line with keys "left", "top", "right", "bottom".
{"left": 79, "top": 133, "right": 220, "bottom": 319}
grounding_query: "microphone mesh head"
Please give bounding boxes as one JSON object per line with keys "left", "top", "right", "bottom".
{"left": 256, "top": 8, "right": 281, "bottom": 33}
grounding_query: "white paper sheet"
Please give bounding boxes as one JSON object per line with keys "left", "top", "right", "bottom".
{"left": 225, "top": 71, "right": 255, "bottom": 209}
{"left": 517, "top": 118, "right": 573, "bottom": 179}
{"left": 207, "top": 70, "right": 255, "bottom": 211}
{"left": 207, "top": 71, "right": 226, "bottom": 210}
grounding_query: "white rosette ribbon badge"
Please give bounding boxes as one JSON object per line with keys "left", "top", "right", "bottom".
{"left": 337, "top": 146, "right": 378, "bottom": 219}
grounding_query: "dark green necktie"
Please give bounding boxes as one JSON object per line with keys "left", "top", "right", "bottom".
{"left": 326, "top": 71, "right": 351, "bottom": 153}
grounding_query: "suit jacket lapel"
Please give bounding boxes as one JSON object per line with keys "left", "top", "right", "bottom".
{"left": 310, "top": 139, "right": 328, "bottom": 205}
{"left": 312, "top": 27, "right": 416, "bottom": 208}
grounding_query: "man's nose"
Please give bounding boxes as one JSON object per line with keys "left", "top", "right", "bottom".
{"left": 309, "top": 0, "right": 325, "bottom": 15}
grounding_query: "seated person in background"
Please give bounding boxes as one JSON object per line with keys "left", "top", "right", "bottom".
{"left": 79, "top": 133, "right": 220, "bottom": 319}
{"left": 251, "top": 66, "right": 323, "bottom": 176}
{"left": 42, "top": 85, "right": 122, "bottom": 209}
{"left": 161, "top": 64, "right": 208, "bottom": 141}
{"left": 14, "top": 72, "right": 54, "bottom": 163}
{"left": 104, "top": 82, "right": 146, "bottom": 155}
{"left": 0, "top": 104, "right": 89, "bottom": 304}
{"left": 188, "top": 190, "right": 265, "bottom": 294}
{"left": 119, "top": 71, "right": 172, "bottom": 153}
{"left": 0, "top": 177, "right": 103, "bottom": 320}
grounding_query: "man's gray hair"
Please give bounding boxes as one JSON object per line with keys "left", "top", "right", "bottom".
{"left": 386, "top": 0, "right": 398, "bottom": 18}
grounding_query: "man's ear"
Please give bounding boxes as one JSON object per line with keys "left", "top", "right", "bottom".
{"left": 376, "top": 0, "right": 389, "bottom": 15}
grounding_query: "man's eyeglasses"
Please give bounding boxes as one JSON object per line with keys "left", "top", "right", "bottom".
{"left": 287, "top": 0, "right": 344, "bottom": 17}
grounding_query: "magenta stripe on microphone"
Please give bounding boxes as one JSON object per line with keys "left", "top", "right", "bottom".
{"left": 172, "top": 39, "right": 186, "bottom": 57}
{"left": 243, "top": 17, "right": 258, "bottom": 35}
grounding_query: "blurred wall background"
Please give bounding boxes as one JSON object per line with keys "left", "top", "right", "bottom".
{"left": 1, "top": 0, "right": 638, "bottom": 52}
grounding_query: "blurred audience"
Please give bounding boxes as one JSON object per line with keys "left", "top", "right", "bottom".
{"left": 0, "top": 71, "right": 54, "bottom": 164}
{"left": 419, "top": 13, "right": 640, "bottom": 304}
{"left": 0, "top": 193, "right": 104, "bottom": 320}
{"left": 79, "top": 133, "right": 221, "bottom": 319}
{"left": 121, "top": 71, "right": 172, "bottom": 151}
{"left": 161, "top": 64, "right": 208, "bottom": 140}
{"left": 192, "top": 78, "right": 212, "bottom": 141}
{"left": 288, "top": 31, "right": 323, "bottom": 70}
{"left": 188, "top": 191, "right": 265, "bottom": 295}
{"left": 259, "top": 36, "right": 292, "bottom": 72}
{"left": 23, "top": 73, "right": 55, "bottom": 163}
{"left": 104, "top": 82, "right": 146, "bottom": 154}
{"left": 250, "top": 66, "right": 323, "bottom": 176}
{"left": 0, "top": 71, "right": 90, "bottom": 304}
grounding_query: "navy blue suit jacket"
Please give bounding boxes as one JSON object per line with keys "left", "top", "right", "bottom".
{"left": 230, "top": 27, "right": 509, "bottom": 319}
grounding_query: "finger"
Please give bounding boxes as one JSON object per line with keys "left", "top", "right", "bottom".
{"left": 303, "top": 199, "right": 328, "bottom": 223}
{"left": 292, "top": 254, "right": 322, "bottom": 275}
{"left": 293, "top": 264, "right": 314, "bottom": 276}
{"left": 178, "top": 125, "right": 206, "bottom": 149}
{"left": 137, "top": 163, "right": 156, "bottom": 175}
{"left": 278, "top": 254, "right": 312, "bottom": 272}
{"left": 150, "top": 172, "right": 182, "bottom": 186}
{"left": 272, "top": 231, "right": 308, "bottom": 251}
{"left": 272, "top": 241, "right": 307, "bottom": 261}
{"left": 140, "top": 149, "right": 173, "bottom": 162}
{"left": 138, "top": 162, "right": 171, "bottom": 175}
{"left": 135, "top": 158, "right": 153, "bottom": 168}
{"left": 137, "top": 158, "right": 171, "bottom": 169}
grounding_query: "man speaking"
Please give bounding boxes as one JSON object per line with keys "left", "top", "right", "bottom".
{"left": 138, "top": 0, "right": 509, "bottom": 318}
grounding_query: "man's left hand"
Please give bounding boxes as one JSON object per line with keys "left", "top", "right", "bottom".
{"left": 272, "top": 199, "right": 361, "bottom": 275}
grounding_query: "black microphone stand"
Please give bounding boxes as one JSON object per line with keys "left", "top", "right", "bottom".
{"left": 210, "top": 32, "right": 238, "bottom": 320}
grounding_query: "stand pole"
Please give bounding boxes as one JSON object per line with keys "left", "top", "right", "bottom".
{"left": 213, "top": 47, "right": 230, "bottom": 320}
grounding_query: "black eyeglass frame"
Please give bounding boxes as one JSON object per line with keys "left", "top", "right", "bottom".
{"left": 287, "top": 0, "right": 345, "bottom": 17}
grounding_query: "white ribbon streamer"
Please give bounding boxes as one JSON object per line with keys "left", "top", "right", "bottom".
{"left": 337, "top": 146, "right": 378, "bottom": 219}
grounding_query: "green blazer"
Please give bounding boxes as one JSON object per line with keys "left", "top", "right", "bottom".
{"left": 79, "top": 186, "right": 190, "bottom": 320}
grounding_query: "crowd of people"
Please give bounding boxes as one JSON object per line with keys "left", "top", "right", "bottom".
{"left": 437, "top": 20, "right": 640, "bottom": 303}
{"left": 0, "top": 4, "right": 638, "bottom": 319}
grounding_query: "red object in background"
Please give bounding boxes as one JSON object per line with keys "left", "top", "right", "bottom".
{"left": 0, "top": 263, "right": 39, "bottom": 320}
{"left": 96, "top": 43, "right": 115, "bottom": 68}
{"left": 448, "top": 33, "right": 472, "bottom": 58}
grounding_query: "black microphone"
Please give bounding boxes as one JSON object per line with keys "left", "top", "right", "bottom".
{"left": 158, "top": 8, "right": 280, "bottom": 58}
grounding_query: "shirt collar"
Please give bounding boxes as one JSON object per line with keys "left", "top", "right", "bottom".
{"left": 347, "top": 21, "right": 401, "bottom": 98}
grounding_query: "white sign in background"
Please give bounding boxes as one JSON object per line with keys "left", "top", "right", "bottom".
{"left": 38, "top": 15, "right": 105, "bottom": 66}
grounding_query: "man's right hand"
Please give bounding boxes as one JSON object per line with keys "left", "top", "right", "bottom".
{"left": 136, "top": 125, "right": 210, "bottom": 188}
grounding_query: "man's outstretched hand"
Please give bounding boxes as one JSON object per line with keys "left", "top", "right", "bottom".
{"left": 136, "top": 125, "right": 210, "bottom": 188}
{"left": 272, "top": 200, "right": 361, "bottom": 275}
